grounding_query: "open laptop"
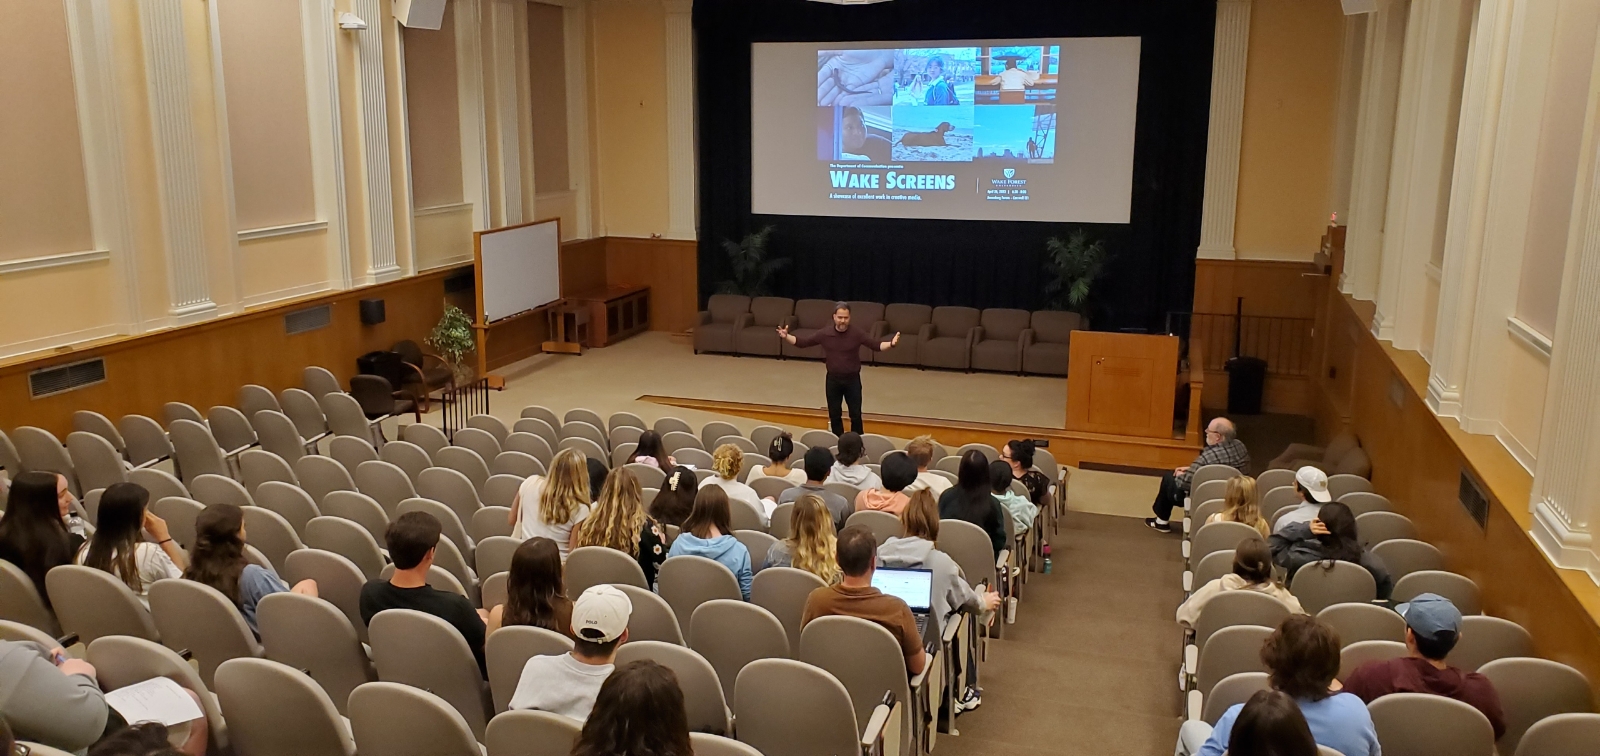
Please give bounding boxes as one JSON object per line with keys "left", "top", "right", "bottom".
{"left": 873, "top": 567, "right": 936, "bottom": 639}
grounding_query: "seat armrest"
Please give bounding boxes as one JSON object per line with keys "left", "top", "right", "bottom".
{"left": 941, "top": 614, "right": 962, "bottom": 644}
{"left": 917, "top": 323, "right": 935, "bottom": 341}
{"left": 1186, "top": 689, "right": 1202, "bottom": 722}
{"left": 870, "top": 320, "right": 890, "bottom": 340}
{"left": 733, "top": 313, "right": 754, "bottom": 330}
{"left": 1020, "top": 328, "right": 1035, "bottom": 348}
{"left": 859, "top": 696, "right": 894, "bottom": 756}
{"left": 995, "top": 549, "right": 1010, "bottom": 573}
{"left": 910, "top": 641, "right": 936, "bottom": 689}
{"left": 780, "top": 315, "right": 798, "bottom": 329}
{"left": 698, "top": 311, "right": 711, "bottom": 326}
{"left": 966, "top": 326, "right": 982, "bottom": 348}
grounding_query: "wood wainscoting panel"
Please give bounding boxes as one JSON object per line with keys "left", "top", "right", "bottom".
{"left": 1193, "top": 259, "right": 1324, "bottom": 317}
{"left": 603, "top": 236, "right": 698, "bottom": 333}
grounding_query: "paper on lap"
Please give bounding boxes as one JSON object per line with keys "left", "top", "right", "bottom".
{"left": 105, "top": 677, "right": 204, "bottom": 726}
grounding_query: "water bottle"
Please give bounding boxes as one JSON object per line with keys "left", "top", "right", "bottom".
{"left": 1043, "top": 557, "right": 1053, "bottom": 574}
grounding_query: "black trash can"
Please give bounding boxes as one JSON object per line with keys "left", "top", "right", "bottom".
{"left": 357, "top": 350, "right": 406, "bottom": 389}
{"left": 1225, "top": 356, "right": 1267, "bottom": 415}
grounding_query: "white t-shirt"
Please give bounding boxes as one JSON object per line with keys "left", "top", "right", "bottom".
{"left": 513, "top": 475, "right": 592, "bottom": 557}
{"left": 904, "top": 470, "right": 953, "bottom": 497}
{"left": 745, "top": 464, "right": 806, "bottom": 486}
{"left": 699, "top": 476, "right": 766, "bottom": 519}
{"left": 508, "top": 653, "right": 614, "bottom": 721}
{"left": 75, "top": 541, "right": 183, "bottom": 598}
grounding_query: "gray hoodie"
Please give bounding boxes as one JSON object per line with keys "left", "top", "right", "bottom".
{"left": 0, "top": 640, "right": 109, "bottom": 753}
{"left": 827, "top": 463, "right": 882, "bottom": 492}
{"left": 876, "top": 536, "right": 984, "bottom": 639}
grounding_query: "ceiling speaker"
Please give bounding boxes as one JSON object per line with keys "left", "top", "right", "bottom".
{"left": 394, "top": 0, "right": 447, "bottom": 30}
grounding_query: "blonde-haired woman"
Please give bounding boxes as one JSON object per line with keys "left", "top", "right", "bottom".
{"left": 698, "top": 443, "right": 766, "bottom": 523}
{"left": 572, "top": 468, "right": 667, "bottom": 588}
{"left": 1208, "top": 476, "right": 1268, "bottom": 537}
{"left": 764, "top": 494, "right": 840, "bottom": 584}
{"left": 509, "top": 447, "right": 592, "bottom": 557}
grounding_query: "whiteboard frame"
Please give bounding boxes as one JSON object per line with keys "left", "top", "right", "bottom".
{"left": 471, "top": 217, "right": 563, "bottom": 328}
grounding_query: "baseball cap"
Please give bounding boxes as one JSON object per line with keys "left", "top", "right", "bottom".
{"left": 1295, "top": 466, "right": 1332, "bottom": 503}
{"left": 571, "top": 585, "right": 633, "bottom": 643}
{"left": 1396, "top": 593, "right": 1462, "bottom": 641}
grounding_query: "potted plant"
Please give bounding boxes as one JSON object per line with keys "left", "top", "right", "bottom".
{"left": 1043, "top": 230, "right": 1111, "bottom": 321}
{"left": 427, "top": 304, "right": 477, "bottom": 382}
{"left": 717, "top": 226, "right": 789, "bottom": 297}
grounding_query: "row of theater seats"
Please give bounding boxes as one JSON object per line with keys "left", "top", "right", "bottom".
{"left": 1, "top": 375, "right": 1035, "bottom": 756}
{"left": 694, "top": 295, "right": 1086, "bottom": 375}
{"left": 1175, "top": 464, "right": 1598, "bottom": 756}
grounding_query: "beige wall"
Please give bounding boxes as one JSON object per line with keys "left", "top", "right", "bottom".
{"left": 529, "top": 2, "right": 571, "bottom": 196}
{"left": 216, "top": 0, "right": 317, "bottom": 230}
{"left": 589, "top": 0, "right": 671, "bottom": 238}
{"left": 403, "top": 17, "right": 465, "bottom": 210}
{"left": 1233, "top": 0, "right": 1346, "bottom": 261}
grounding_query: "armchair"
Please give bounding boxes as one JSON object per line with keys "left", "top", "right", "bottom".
{"left": 919, "top": 307, "right": 981, "bottom": 371}
{"left": 782, "top": 299, "right": 837, "bottom": 359}
{"left": 736, "top": 297, "right": 795, "bottom": 356}
{"left": 875, "top": 304, "right": 932, "bottom": 366}
{"left": 694, "top": 294, "right": 751, "bottom": 354}
{"left": 1022, "top": 311, "right": 1084, "bottom": 376}
{"left": 971, "top": 308, "right": 1030, "bottom": 374}
{"left": 392, "top": 340, "right": 454, "bottom": 412}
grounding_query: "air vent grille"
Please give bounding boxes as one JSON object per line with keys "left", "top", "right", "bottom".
{"left": 1459, "top": 468, "right": 1489, "bottom": 530}
{"left": 29, "top": 358, "right": 107, "bottom": 399}
{"left": 285, "top": 304, "right": 333, "bottom": 335}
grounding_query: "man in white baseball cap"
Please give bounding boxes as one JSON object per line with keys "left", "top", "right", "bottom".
{"left": 508, "top": 584, "right": 632, "bottom": 721}
{"left": 1272, "top": 466, "right": 1333, "bottom": 534}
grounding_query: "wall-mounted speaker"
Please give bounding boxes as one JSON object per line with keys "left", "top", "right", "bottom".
{"left": 359, "top": 299, "right": 387, "bottom": 326}
{"left": 394, "top": 0, "right": 447, "bottom": 30}
{"left": 1341, "top": 0, "right": 1378, "bottom": 14}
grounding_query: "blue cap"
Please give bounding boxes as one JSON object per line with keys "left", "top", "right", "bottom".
{"left": 1396, "top": 593, "right": 1462, "bottom": 641}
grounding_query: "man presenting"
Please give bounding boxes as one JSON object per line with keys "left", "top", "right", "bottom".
{"left": 777, "top": 302, "right": 898, "bottom": 435}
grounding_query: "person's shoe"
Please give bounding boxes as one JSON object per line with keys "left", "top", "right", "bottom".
{"left": 955, "top": 686, "right": 983, "bottom": 712}
{"left": 1144, "top": 518, "right": 1173, "bottom": 533}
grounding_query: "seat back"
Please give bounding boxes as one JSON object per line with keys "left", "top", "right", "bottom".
{"left": 504, "top": 433, "right": 554, "bottom": 467}
{"left": 240, "top": 449, "right": 298, "bottom": 493}
{"left": 930, "top": 306, "right": 981, "bottom": 336}
{"left": 1338, "top": 491, "right": 1390, "bottom": 517}
{"left": 280, "top": 388, "right": 331, "bottom": 441}
{"left": 240, "top": 505, "right": 304, "bottom": 570}
{"left": 1192, "top": 521, "right": 1263, "bottom": 563}
{"left": 734, "top": 530, "right": 778, "bottom": 572}
{"left": 1290, "top": 560, "right": 1377, "bottom": 614}
{"left": 72, "top": 410, "right": 126, "bottom": 452}
{"left": 799, "top": 615, "right": 911, "bottom": 752}
{"left": 472, "top": 536, "right": 521, "bottom": 582}
{"left": 348, "top": 682, "right": 482, "bottom": 756}
{"left": 0, "top": 559, "right": 60, "bottom": 635}
{"left": 150, "top": 495, "right": 205, "bottom": 550}
{"left": 192, "top": 473, "right": 253, "bottom": 508}
{"left": 615, "top": 640, "right": 731, "bottom": 733}
{"left": 257, "top": 591, "right": 374, "bottom": 713}
{"left": 768, "top": 502, "right": 796, "bottom": 539}
{"left": 0, "top": 618, "right": 60, "bottom": 646}
{"left": 1326, "top": 473, "right": 1373, "bottom": 500}
{"left": 168, "top": 419, "right": 228, "bottom": 482}
{"left": 608, "top": 411, "right": 647, "bottom": 433}
{"left": 237, "top": 384, "right": 283, "bottom": 417}
{"left": 1355, "top": 511, "right": 1418, "bottom": 547}
{"left": 398, "top": 497, "right": 475, "bottom": 555}
{"left": 295, "top": 455, "right": 357, "bottom": 505}
{"left": 355, "top": 459, "right": 418, "bottom": 516}
{"left": 1316, "top": 602, "right": 1406, "bottom": 645}
{"left": 936, "top": 519, "right": 999, "bottom": 592}
{"left": 280, "top": 547, "right": 371, "bottom": 642}
{"left": 208, "top": 405, "right": 259, "bottom": 453}
{"left": 884, "top": 303, "right": 932, "bottom": 331}
{"left": 791, "top": 299, "right": 835, "bottom": 329}
{"left": 658, "top": 556, "right": 742, "bottom": 643}
{"left": 375, "top": 443, "right": 430, "bottom": 489}
{"left": 978, "top": 307, "right": 1030, "bottom": 340}
{"left": 401, "top": 423, "right": 450, "bottom": 461}
{"left": 330, "top": 435, "right": 379, "bottom": 477}
{"left": 251, "top": 410, "right": 308, "bottom": 464}
{"left": 322, "top": 490, "right": 392, "bottom": 544}
{"left": 1479, "top": 657, "right": 1595, "bottom": 754}
{"left": 418, "top": 467, "right": 486, "bottom": 524}
{"left": 1513, "top": 712, "right": 1600, "bottom": 756}
{"left": 1370, "top": 539, "right": 1443, "bottom": 581}
{"left": 707, "top": 294, "right": 752, "bottom": 324}
{"left": 747, "top": 297, "right": 794, "bottom": 329}
{"left": 566, "top": 545, "right": 649, "bottom": 595}
{"left": 302, "top": 366, "right": 342, "bottom": 396}
{"left": 485, "top": 625, "right": 574, "bottom": 713}
{"left": 1448, "top": 615, "right": 1532, "bottom": 672}
{"left": 369, "top": 608, "right": 492, "bottom": 740}
{"left": 87, "top": 635, "right": 228, "bottom": 752}
{"left": 466, "top": 415, "right": 512, "bottom": 444}
{"left": 455, "top": 427, "right": 504, "bottom": 467}
{"left": 1191, "top": 549, "right": 1236, "bottom": 590}
{"left": 692, "top": 599, "right": 791, "bottom": 701}
{"left": 66, "top": 431, "right": 127, "bottom": 493}
{"left": 1256, "top": 468, "right": 1296, "bottom": 491}
{"left": 614, "top": 583, "right": 685, "bottom": 645}
{"left": 437, "top": 446, "right": 492, "bottom": 493}
{"left": 128, "top": 467, "right": 188, "bottom": 502}
{"left": 1368, "top": 692, "right": 1495, "bottom": 756}
{"left": 512, "top": 418, "right": 560, "bottom": 452}
{"left": 148, "top": 579, "right": 260, "bottom": 688}
{"left": 1191, "top": 464, "right": 1242, "bottom": 492}
{"left": 1338, "top": 640, "right": 1408, "bottom": 681}
{"left": 845, "top": 510, "right": 903, "bottom": 545}
{"left": 691, "top": 733, "right": 764, "bottom": 756}
{"left": 1195, "top": 624, "right": 1274, "bottom": 695}
{"left": 751, "top": 567, "right": 828, "bottom": 653}
{"left": 320, "top": 392, "right": 374, "bottom": 439}
{"left": 734, "top": 659, "right": 861, "bottom": 756}
{"left": 303, "top": 516, "right": 386, "bottom": 579}
{"left": 491, "top": 451, "right": 544, "bottom": 478}
{"left": 1391, "top": 570, "right": 1481, "bottom": 615}
{"left": 1202, "top": 671, "right": 1270, "bottom": 725}
{"left": 256, "top": 481, "right": 320, "bottom": 535}
{"left": 623, "top": 462, "right": 667, "bottom": 489}
{"left": 1193, "top": 590, "right": 1291, "bottom": 651}
{"left": 472, "top": 505, "right": 515, "bottom": 541}
{"left": 214, "top": 657, "right": 354, "bottom": 756}
{"left": 481, "top": 571, "right": 509, "bottom": 610}
{"left": 1030, "top": 310, "right": 1082, "bottom": 344}
{"left": 120, "top": 414, "right": 175, "bottom": 468}
{"left": 484, "top": 709, "right": 581, "bottom": 756}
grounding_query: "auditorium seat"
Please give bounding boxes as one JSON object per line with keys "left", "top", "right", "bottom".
{"left": 1022, "top": 310, "right": 1083, "bottom": 375}
{"left": 875, "top": 304, "right": 931, "bottom": 366}
{"left": 695, "top": 294, "right": 750, "bottom": 354}
{"left": 920, "top": 306, "right": 982, "bottom": 371}
{"left": 972, "top": 308, "right": 1031, "bottom": 373}
{"left": 782, "top": 299, "right": 836, "bottom": 359}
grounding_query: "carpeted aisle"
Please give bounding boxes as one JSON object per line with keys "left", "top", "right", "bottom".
{"left": 935, "top": 510, "right": 1185, "bottom": 756}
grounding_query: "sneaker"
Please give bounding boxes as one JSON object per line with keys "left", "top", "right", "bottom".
{"left": 1144, "top": 518, "right": 1173, "bottom": 533}
{"left": 955, "top": 686, "right": 983, "bottom": 712}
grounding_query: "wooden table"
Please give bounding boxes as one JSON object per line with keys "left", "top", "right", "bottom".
{"left": 569, "top": 284, "right": 651, "bottom": 348}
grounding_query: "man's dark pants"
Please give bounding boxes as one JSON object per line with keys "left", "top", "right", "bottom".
{"left": 825, "top": 373, "right": 864, "bottom": 435}
{"left": 1150, "top": 471, "right": 1186, "bottom": 521}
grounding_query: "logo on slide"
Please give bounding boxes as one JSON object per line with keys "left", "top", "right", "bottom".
{"left": 1003, "top": 168, "right": 1016, "bottom": 179}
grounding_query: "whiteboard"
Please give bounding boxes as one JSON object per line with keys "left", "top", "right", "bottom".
{"left": 476, "top": 219, "right": 561, "bottom": 323}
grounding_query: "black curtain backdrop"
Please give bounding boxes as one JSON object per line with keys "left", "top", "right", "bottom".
{"left": 693, "top": 0, "right": 1215, "bottom": 333}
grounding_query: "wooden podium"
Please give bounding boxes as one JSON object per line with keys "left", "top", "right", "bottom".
{"left": 1065, "top": 331, "right": 1182, "bottom": 439}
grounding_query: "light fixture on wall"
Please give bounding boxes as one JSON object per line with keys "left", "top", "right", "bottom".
{"left": 337, "top": 12, "right": 368, "bottom": 30}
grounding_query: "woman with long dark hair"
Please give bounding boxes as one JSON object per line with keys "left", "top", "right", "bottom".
{"left": 1228, "top": 690, "right": 1319, "bottom": 756}
{"left": 488, "top": 537, "right": 572, "bottom": 636}
{"left": 936, "top": 450, "right": 1007, "bottom": 555}
{"left": 184, "top": 503, "right": 316, "bottom": 635}
{"left": 1270, "top": 501, "right": 1392, "bottom": 599}
{"left": 666, "top": 486, "right": 753, "bottom": 599}
{"left": 570, "top": 660, "right": 694, "bottom": 756}
{"left": 1000, "top": 439, "right": 1051, "bottom": 508}
{"left": 628, "top": 430, "right": 677, "bottom": 472}
{"left": 0, "top": 472, "right": 79, "bottom": 605}
{"left": 649, "top": 466, "right": 698, "bottom": 528}
{"left": 76, "top": 483, "right": 186, "bottom": 604}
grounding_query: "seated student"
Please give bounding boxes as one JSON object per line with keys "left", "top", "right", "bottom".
{"left": 698, "top": 444, "right": 766, "bottom": 522}
{"left": 0, "top": 471, "right": 79, "bottom": 607}
{"left": 1341, "top": 593, "right": 1505, "bottom": 739}
{"left": 826, "top": 433, "right": 883, "bottom": 491}
{"left": 1227, "top": 690, "right": 1319, "bottom": 756}
{"left": 1180, "top": 615, "right": 1380, "bottom": 756}
{"left": 666, "top": 487, "right": 754, "bottom": 600}
{"left": 776, "top": 447, "right": 852, "bottom": 531}
{"left": 55, "top": 473, "right": 92, "bottom": 547}
{"left": 572, "top": 468, "right": 667, "bottom": 589}
{"left": 571, "top": 660, "right": 693, "bottom": 756}
{"left": 1176, "top": 539, "right": 1303, "bottom": 629}
{"left": 509, "top": 585, "right": 632, "bottom": 721}
{"left": 1269, "top": 501, "right": 1393, "bottom": 599}
{"left": 360, "top": 511, "right": 488, "bottom": 677}
{"left": 764, "top": 494, "right": 841, "bottom": 583}
{"left": 648, "top": 467, "right": 698, "bottom": 528}
{"left": 801, "top": 526, "right": 927, "bottom": 675}
{"left": 747, "top": 433, "right": 806, "bottom": 486}
{"left": 488, "top": 537, "right": 573, "bottom": 635}
{"left": 855, "top": 452, "right": 917, "bottom": 516}
{"left": 938, "top": 451, "right": 1008, "bottom": 556}
{"left": 185, "top": 502, "right": 316, "bottom": 636}
{"left": 510, "top": 448, "right": 592, "bottom": 558}
{"left": 1273, "top": 467, "right": 1332, "bottom": 535}
{"left": 999, "top": 439, "right": 1052, "bottom": 509}
{"left": 1209, "top": 476, "right": 1269, "bottom": 537}
{"left": 75, "top": 483, "right": 186, "bottom": 606}
{"left": 0, "top": 638, "right": 109, "bottom": 753}
{"left": 902, "top": 435, "right": 953, "bottom": 498}
{"left": 627, "top": 430, "right": 677, "bottom": 472}
{"left": 989, "top": 460, "right": 1038, "bottom": 538}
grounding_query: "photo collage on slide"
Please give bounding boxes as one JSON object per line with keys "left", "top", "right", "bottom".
{"left": 816, "top": 45, "right": 1059, "bottom": 165}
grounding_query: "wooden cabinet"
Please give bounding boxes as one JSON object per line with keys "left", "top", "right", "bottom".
{"left": 571, "top": 285, "right": 651, "bottom": 348}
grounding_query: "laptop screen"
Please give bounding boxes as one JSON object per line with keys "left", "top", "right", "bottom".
{"left": 872, "top": 568, "right": 934, "bottom": 612}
